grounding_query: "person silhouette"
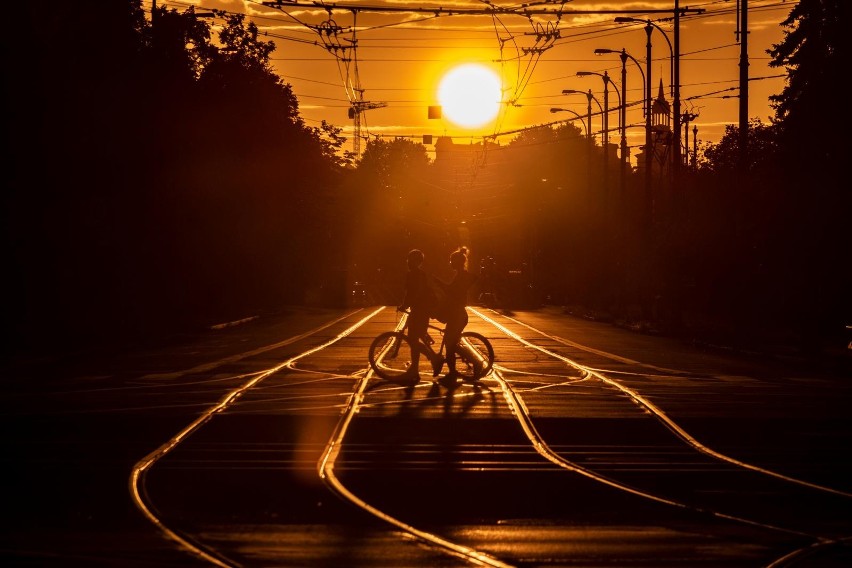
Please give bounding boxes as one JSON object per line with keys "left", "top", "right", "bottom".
{"left": 398, "top": 249, "right": 444, "bottom": 380}
{"left": 435, "top": 246, "right": 478, "bottom": 386}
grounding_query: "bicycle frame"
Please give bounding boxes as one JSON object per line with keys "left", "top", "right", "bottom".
{"left": 397, "top": 308, "right": 492, "bottom": 375}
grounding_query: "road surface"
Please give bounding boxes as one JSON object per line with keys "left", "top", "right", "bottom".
{"left": 3, "top": 305, "right": 851, "bottom": 567}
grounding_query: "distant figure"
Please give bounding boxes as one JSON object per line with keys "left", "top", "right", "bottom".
{"left": 398, "top": 249, "right": 444, "bottom": 379}
{"left": 435, "top": 246, "right": 478, "bottom": 386}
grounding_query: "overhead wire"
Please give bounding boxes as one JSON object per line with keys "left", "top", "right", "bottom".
{"left": 144, "top": 0, "right": 793, "bottom": 151}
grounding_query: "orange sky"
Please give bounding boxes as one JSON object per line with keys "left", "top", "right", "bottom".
{"left": 156, "top": 1, "right": 794, "bottom": 162}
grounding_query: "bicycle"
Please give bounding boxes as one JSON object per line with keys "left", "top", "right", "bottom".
{"left": 368, "top": 309, "right": 494, "bottom": 382}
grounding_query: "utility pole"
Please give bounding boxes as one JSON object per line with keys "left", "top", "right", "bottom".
{"left": 602, "top": 71, "right": 610, "bottom": 208}
{"left": 738, "top": 0, "right": 749, "bottom": 173}
{"left": 594, "top": 47, "right": 642, "bottom": 201}
{"left": 618, "top": 52, "right": 628, "bottom": 198}
{"left": 672, "top": 0, "right": 681, "bottom": 182}
{"left": 643, "top": 23, "right": 653, "bottom": 234}
{"left": 585, "top": 90, "right": 593, "bottom": 192}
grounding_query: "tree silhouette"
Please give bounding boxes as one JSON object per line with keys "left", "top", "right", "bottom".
{"left": 4, "top": 1, "right": 344, "bottom": 350}
{"left": 768, "top": 0, "right": 846, "bottom": 182}
{"left": 764, "top": 0, "right": 850, "bottom": 345}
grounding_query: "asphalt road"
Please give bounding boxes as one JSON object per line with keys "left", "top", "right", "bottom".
{"left": 3, "top": 305, "right": 851, "bottom": 567}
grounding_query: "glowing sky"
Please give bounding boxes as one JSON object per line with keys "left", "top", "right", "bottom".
{"left": 153, "top": 1, "right": 792, "bottom": 160}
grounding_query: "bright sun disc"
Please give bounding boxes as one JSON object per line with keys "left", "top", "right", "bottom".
{"left": 438, "top": 64, "right": 502, "bottom": 128}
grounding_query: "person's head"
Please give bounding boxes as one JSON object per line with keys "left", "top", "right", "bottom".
{"left": 449, "top": 246, "right": 469, "bottom": 271}
{"left": 407, "top": 248, "right": 424, "bottom": 270}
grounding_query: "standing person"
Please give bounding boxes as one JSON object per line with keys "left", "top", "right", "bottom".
{"left": 436, "top": 246, "right": 478, "bottom": 387}
{"left": 398, "top": 249, "right": 444, "bottom": 380}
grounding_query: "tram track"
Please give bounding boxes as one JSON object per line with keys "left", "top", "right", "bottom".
{"left": 323, "top": 307, "right": 850, "bottom": 564}
{"left": 126, "top": 305, "right": 851, "bottom": 567}
{"left": 471, "top": 307, "right": 852, "bottom": 564}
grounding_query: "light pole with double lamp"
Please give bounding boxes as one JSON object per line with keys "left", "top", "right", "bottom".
{"left": 614, "top": 15, "right": 678, "bottom": 177}
{"left": 550, "top": 106, "right": 590, "bottom": 186}
{"left": 614, "top": 16, "right": 674, "bottom": 231}
{"left": 594, "top": 48, "right": 646, "bottom": 196}
{"left": 561, "top": 89, "right": 601, "bottom": 153}
{"left": 561, "top": 89, "right": 601, "bottom": 191}
{"left": 577, "top": 70, "right": 622, "bottom": 204}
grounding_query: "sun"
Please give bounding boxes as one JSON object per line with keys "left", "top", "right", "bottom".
{"left": 437, "top": 64, "right": 502, "bottom": 128}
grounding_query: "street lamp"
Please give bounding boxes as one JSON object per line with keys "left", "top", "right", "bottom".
{"left": 615, "top": 16, "right": 674, "bottom": 231}
{"left": 562, "top": 89, "right": 601, "bottom": 184}
{"left": 549, "top": 107, "right": 587, "bottom": 136}
{"left": 551, "top": 106, "right": 594, "bottom": 188}
{"left": 594, "top": 49, "right": 646, "bottom": 146}
{"left": 577, "top": 70, "right": 621, "bottom": 204}
{"left": 615, "top": 15, "right": 679, "bottom": 183}
{"left": 594, "top": 48, "right": 645, "bottom": 198}
{"left": 558, "top": 89, "right": 600, "bottom": 192}
{"left": 614, "top": 17, "right": 673, "bottom": 98}
{"left": 576, "top": 71, "right": 620, "bottom": 150}
{"left": 561, "top": 88, "right": 601, "bottom": 138}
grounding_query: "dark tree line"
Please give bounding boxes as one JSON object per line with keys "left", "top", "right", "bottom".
{"left": 4, "top": 1, "right": 848, "bottom": 357}
{"left": 685, "top": 0, "right": 850, "bottom": 350}
{"left": 5, "top": 2, "right": 347, "bottom": 351}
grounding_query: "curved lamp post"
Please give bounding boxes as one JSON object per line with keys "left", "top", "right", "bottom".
{"left": 562, "top": 89, "right": 601, "bottom": 180}
{"left": 576, "top": 71, "right": 620, "bottom": 150}
{"left": 594, "top": 48, "right": 645, "bottom": 197}
{"left": 615, "top": 16, "right": 679, "bottom": 184}
{"left": 549, "top": 107, "right": 587, "bottom": 136}
{"left": 594, "top": 47, "right": 646, "bottom": 164}
{"left": 577, "top": 70, "right": 621, "bottom": 203}
{"left": 561, "top": 88, "right": 601, "bottom": 142}
{"left": 614, "top": 16, "right": 675, "bottom": 231}
{"left": 615, "top": 17, "right": 674, "bottom": 97}
{"left": 561, "top": 88, "right": 602, "bottom": 193}
{"left": 555, "top": 91, "right": 599, "bottom": 191}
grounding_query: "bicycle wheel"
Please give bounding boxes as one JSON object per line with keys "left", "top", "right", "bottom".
{"left": 368, "top": 331, "right": 417, "bottom": 381}
{"left": 456, "top": 331, "right": 495, "bottom": 381}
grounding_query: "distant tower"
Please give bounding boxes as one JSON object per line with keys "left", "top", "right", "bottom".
{"left": 652, "top": 78, "right": 671, "bottom": 132}
{"left": 650, "top": 79, "right": 672, "bottom": 175}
